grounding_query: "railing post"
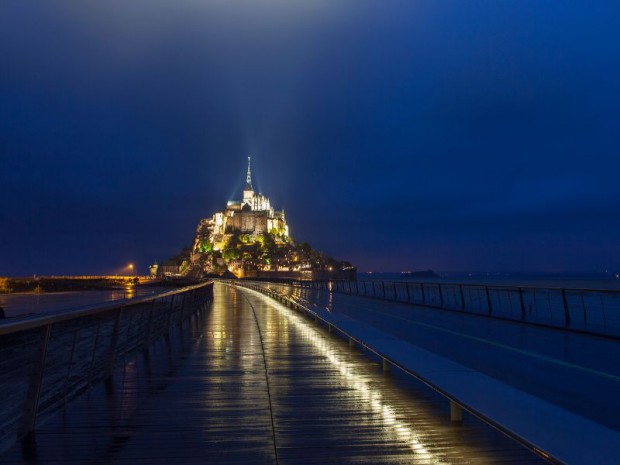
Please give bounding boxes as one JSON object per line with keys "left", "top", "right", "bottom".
{"left": 179, "top": 293, "right": 187, "bottom": 326}
{"left": 406, "top": 282, "right": 410, "bottom": 302}
{"left": 195, "top": 290, "right": 201, "bottom": 314}
{"left": 459, "top": 284, "right": 465, "bottom": 310}
{"left": 105, "top": 308, "right": 123, "bottom": 379}
{"left": 191, "top": 289, "right": 198, "bottom": 315}
{"left": 166, "top": 295, "right": 175, "bottom": 335}
{"left": 176, "top": 292, "right": 187, "bottom": 341}
{"left": 142, "top": 300, "right": 156, "bottom": 350}
{"left": 62, "top": 330, "right": 79, "bottom": 404}
{"left": 393, "top": 282, "right": 397, "bottom": 301}
{"left": 485, "top": 286, "right": 493, "bottom": 315}
{"left": 87, "top": 319, "right": 102, "bottom": 388}
{"left": 450, "top": 400, "right": 463, "bottom": 424}
{"left": 19, "top": 324, "right": 52, "bottom": 440}
{"left": 200, "top": 288, "right": 206, "bottom": 312}
{"left": 382, "top": 281, "right": 386, "bottom": 299}
{"left": 421, "top": 283, "right": 426, "bottom": 304}
{"left": 518, "top": 288, "right": 526, "bottom": 320}
{"left": 561, "top": 289, "right": 571, "bottom": 327}
{"left": 438, "top": 283, "right": 444, "bottom": 307}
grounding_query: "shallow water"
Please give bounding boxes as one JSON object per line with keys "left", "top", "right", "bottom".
{"left": 0, "top": 286, "right": 171, "bottom": 318}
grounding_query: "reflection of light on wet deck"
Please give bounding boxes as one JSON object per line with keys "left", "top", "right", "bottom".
{"left": 250, "top": 290, "right": 455, "bottom": 465}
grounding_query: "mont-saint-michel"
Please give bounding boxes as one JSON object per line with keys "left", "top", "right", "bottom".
{"left": 161, "top": 158, "right": 355, "bottom": 280}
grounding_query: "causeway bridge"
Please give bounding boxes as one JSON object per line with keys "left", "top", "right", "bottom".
{"left": 1, "top": 279, "right": 619, "bottom": 464}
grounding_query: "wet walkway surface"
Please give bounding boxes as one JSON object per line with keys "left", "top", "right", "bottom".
{"left": 1, "top": 283, "right": 546, "bottom": 464}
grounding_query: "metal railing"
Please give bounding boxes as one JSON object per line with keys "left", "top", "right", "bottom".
{"left": 0, "top": 282, "right": 213, "bottom": 452}
{"left": 266, "top": 279, "right": 620, "bottom": 338}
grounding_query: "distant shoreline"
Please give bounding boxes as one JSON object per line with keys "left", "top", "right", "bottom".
{"left": 0, "top": 276, "right": 155, "bottom": 294}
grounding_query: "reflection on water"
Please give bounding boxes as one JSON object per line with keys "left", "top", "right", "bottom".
{"left": 109, "top": 284, "right": 136, "bottom": 301}
{"left": 0, "top": 286, "right": 168, "bottom": 318}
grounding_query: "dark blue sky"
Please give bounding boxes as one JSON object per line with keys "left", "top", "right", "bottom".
{"left": 1, "top": 1, "right": 619, "bottom": 275}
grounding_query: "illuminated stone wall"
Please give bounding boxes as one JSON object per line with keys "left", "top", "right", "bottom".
{"left": 228, "top": 210, "right": 269, "bottom": 234}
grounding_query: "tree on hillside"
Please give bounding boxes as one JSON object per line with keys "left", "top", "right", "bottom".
{"left": 222, "top": 231, "right": 242, "bottom": 261}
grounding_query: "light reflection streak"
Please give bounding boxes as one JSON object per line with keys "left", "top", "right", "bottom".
{"left": 247, "top": 289, "right": 453, "bottom": 465}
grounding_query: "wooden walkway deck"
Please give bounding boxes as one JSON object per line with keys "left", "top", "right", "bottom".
{"left": 1, "top": 283, "right": 547, "bottom": 464}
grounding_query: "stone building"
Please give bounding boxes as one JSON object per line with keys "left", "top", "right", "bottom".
{"left": 206, "top": 157, "right": 289, "bottom": 251}
{"left": 189, "top": 158, "right": 290, "bottom": 273}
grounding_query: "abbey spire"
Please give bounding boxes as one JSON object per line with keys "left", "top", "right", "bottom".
{"left": 245, "top": 156, "right": 253, "bottom": 191}
{"left": 243, "top": 156, "right": 255, "bottom": 204}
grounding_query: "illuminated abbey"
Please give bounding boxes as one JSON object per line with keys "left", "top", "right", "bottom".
{"left": 177, "top": 157, "right": 354, "bottom": 279}
{"left": 209, "top": 157, "right": 289, "bottom": 249}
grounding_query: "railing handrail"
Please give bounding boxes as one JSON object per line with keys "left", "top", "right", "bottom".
{"left": 246, "top": 278, "right": 620, "bottom": 339}
{"left": 382, "top": 279, "right": 620, "bottom": 294}
{"left": 0, "top": 281, "right": 212, "bottom": 336}
{"left": 271, "top": 277, "right": 620, "bottom": 295}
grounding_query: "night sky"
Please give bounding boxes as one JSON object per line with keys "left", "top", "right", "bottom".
{"left": 1, "top": 1, "right": 619, "bottom": 276}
